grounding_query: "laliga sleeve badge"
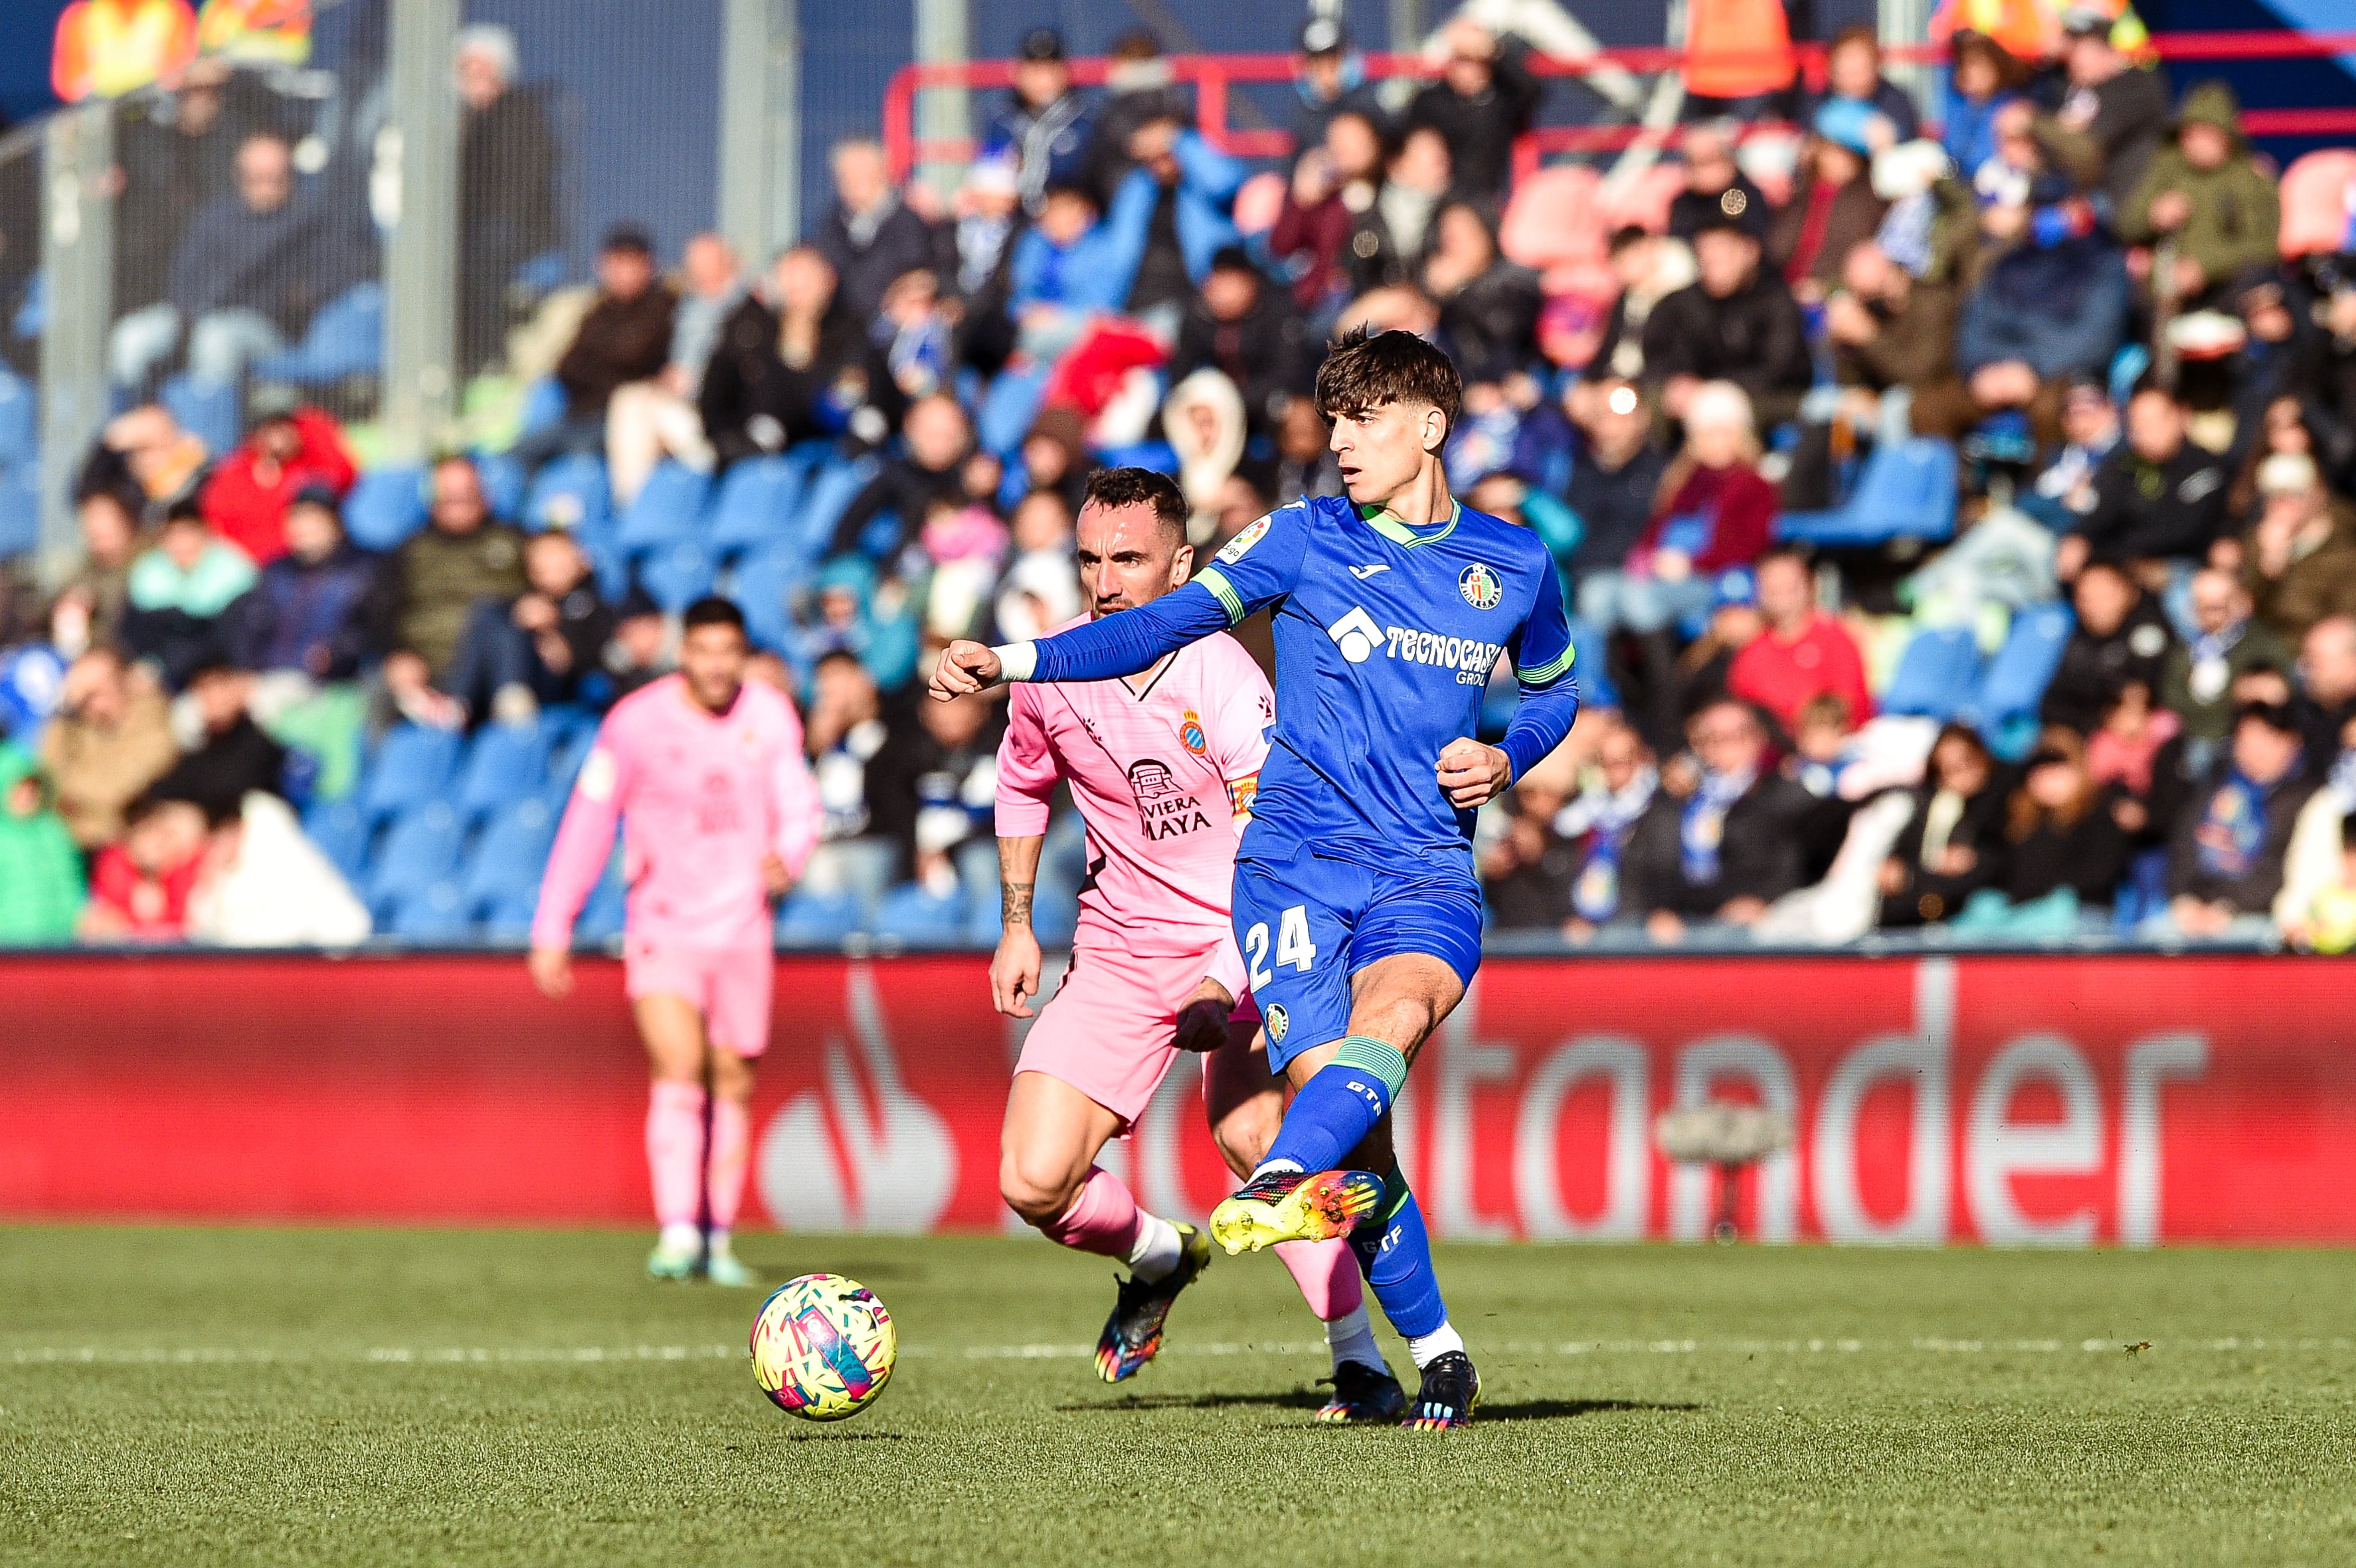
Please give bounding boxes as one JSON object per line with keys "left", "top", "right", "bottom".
{"left": 1217, "top": 514, "right": 1271, "bottom": 563}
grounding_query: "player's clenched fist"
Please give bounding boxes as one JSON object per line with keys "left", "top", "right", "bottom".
{"left": 931, "top": 640, "right": 1003, "bottom": 700}
{"left": 1435, "top": 737, "right": 1513, "bottom": 808}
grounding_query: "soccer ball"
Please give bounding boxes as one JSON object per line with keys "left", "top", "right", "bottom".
{"left": 751, "top": 1273, "right": 897, "bottom": 1421}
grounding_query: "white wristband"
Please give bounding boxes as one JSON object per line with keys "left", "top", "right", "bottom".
{"left": 991, "top": 642, "right": 1038, "bottom": 683}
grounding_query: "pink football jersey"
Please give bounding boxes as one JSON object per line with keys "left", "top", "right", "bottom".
{"left": 533, "top": 675, "right": 820, "bottom": 952}
{"left": 996, "top": 617, "right": 1273, "bottom": 973}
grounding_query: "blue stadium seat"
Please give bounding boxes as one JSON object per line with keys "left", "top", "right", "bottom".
{"left": 616, "top": 460, "right": 711, "bottom": 553}
{"left": 640, "top": 538, "right": 717, "bottom": 612}
{"left": 0, "top": 466, "right": 38, "bottom": 559}
{"left": 344, "top": 466, "right": 428, "bottom": 551}
{"left": 302, "top": 797, "right": 374, "bottom": 886}
{"left": 511, "top": 252, "right": 568, "bottom": 296}
{"left": 13, "top": 270, "right": 42, "bottom": 343}
{"left": 389, "top": 879, "right": 475, "bottom": 942}
{"left": 1776, "top": 438, "right": 1959, "bottom": 550}
{"left": 252, "top": 282, "right": 384, "bottom": 384}
{"left": 731, "top": 544, "right": 805, "bottom": 654}
{"left": 869, "top": 883, "right": 968, "bottom": 945}
{"left": 1976, "top": 602, "right": 2076, "bottom": 760}
{"left": 525, "top": 452, "right": 610, "bottom": 534}
{"left": 1880, "top": 626, "right": 1985, "bottom": 725}
{"left": 794, "top": 454, "right": 878, "bottom": 559}
{"left": 358, "top": 724, "right": 463, "bottom": 823}
{"left": 472, "top": 450, "right": 527, "bottom": 522}
{"left": 708, "top": 455, "right": 802, "bottom": 556}
{"left": 776, "top": 887, "right": 867, "bottom": 945}
{"left": 0, "top": 365, "right": 34, "bottom": 470}
{"left": 463, "top": 797, "right": 557, "bottom": 912}
{"left": 160, "top": 375, "right": 239, "bottom": 460}
{"left": 455, "top": 721, "right": 553, "bottom": 822}
{"left": 367, "top": 800, "right": 468, "bottom": 909}
{"left": 517, "top": 375, "right": 568, "bottom": 440}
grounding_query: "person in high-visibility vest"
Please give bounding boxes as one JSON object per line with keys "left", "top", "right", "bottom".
{"left": 1682, "top": 0, "right": 1797, "bottom": 118}
{"left": 50, "top": 0, "right": 198, "bottom": 102}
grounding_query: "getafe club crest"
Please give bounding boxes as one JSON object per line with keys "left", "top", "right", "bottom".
{"left": 1459, "top": 561, "right": 1503, "bottom": 610}
{"left": 1264, "top": 1003, "right": 1289, "bottom": 1043}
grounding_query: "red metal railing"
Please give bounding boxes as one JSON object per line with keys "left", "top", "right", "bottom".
{"left": 883, "top": 30, "right": 2356, "bottom": 187}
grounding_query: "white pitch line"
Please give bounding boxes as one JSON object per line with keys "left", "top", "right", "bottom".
{"left": 6, "top": 1336, "right": 2352, "bottom": 1369}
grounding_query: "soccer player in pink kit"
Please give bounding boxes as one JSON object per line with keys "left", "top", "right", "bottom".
{"left": 993, "top": 468, "right": 1405, "bottom": 1420}
{"left": 529, "top": 597, "right": 819, "bottom": 1286}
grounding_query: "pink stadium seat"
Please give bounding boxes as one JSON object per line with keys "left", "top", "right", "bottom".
{"left": 1597, "top": 162, "right": 1686, "bottom": 236}
{"left": 2279, "top": 150, "right": 2356, "bottom": 259}
{"left": 1501, "top": 165, "right": 1607, "bottom": 274}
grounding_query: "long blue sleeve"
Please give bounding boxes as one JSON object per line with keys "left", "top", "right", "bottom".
{"left": 1498, "top": 676, "right": 1582, "bottom": 784}
{"left": 1027, "top": 582, "right": 1234, "bottom": 683}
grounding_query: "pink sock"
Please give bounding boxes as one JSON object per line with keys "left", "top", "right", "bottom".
{"left": 705, "top": 1096, "right": 751, "bottom": 1233}
{"left": 1036, "top": 1166, "right": 1145, "bottom": 1259}
{"left": 646, "top": 1081, "right": 707, "bottom": 1230}
{"left": 1275, "top": 1237, "right": 1364, "bottom": 1322}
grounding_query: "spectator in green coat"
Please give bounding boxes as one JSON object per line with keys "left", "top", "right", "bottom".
{"left": 2119, "top": 81, "right": 2281, "bottom": 311}
{"left": 0, "top": 742, "right": 86, "bottom": 944}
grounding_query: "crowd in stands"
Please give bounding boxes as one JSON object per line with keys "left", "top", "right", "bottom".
{"left": 9, "top": 6, "right": 2356, "bottom": 954}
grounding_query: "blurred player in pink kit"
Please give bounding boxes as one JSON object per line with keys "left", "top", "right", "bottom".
{"left": 530, "top": 597, "right": 819, "bottom": 1286}
{"left": 992, "top": 469, "right": 1405, "bottom": 1419}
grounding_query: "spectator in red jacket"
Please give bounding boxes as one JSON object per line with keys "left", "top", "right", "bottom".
{"left": 78, "top": 792, "right": 209, "bottom": 941}
{"left": 197, "top": 392, "right": 357, "bottom": 565}
{"left": 1729, "top": 547, "right": 1876, "bottom": 736}
{"left": 1588, "top": 379, "right": 1777, "bottom": 640}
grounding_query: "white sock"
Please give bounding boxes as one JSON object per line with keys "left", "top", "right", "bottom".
{"left": 705, "top": 1227, "right": 732, "bottom": 1256}
{"left": 1324, "top": 1304, "right": 1384, "bottom": 1373}
{"left": 1127, "top": 1213, "right": 1182, "bottom": 1282}
{"left": 658, "top": 1221, "right": 701, "bottom": 1254}
{"left": 1407, "top": 1321, "right": 1464, "bottom": 1371}
{"left": 1252, "top": 1158, "right": 1304, "bottom": 1179}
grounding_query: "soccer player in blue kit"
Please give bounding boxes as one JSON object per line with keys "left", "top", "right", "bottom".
{"left": 931, "top": 329, "right": 1581, "bottom": 1429}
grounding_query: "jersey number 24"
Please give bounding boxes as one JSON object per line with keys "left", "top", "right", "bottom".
{"left": 1244, "top": 905, "right": 1318, "bottom": 990}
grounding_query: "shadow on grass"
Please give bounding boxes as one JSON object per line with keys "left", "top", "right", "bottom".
{"left": 1057, "top": 1388, "right": 1329, "bottom": 1414}
{"left": 776, "top": 1430, "right": 911, "bottom": 1443}
{"left": 1479, "top": 1398, "right": 1702, "bottom": 1421}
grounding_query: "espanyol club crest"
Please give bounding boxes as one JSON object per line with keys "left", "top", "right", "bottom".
{"left": 1216, "top": 514, "right": 1271, "bottom": 563}
{"left": 1179, "top": 710, "right": 1208, "bottom": 756}
{"left": 1459, "top": 561, "right": 1503, "bottom": 610}
{"left": 1264, "top": 1004, "right": 1289, "bottom": 1043}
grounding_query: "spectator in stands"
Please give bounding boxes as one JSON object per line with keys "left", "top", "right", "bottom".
{"left": 1562, "top": 379, "right": 1670, "bottom": 612}
{"left": 1010, "top": 179, "right": 1155, "bottom": 327}
{"left": 456, "top": 22, "right": 561, "bottom": 377}
{"left": 1826, "top": 238, "right": 1966, "bottom": 438}
{"left": 121, "top": 501, "right": 258, "bottom": 689}
{"left": 41, "top": 648, "right": 178, "bottom": 849}
{"left": 1667, "top": 125, "right": 1771, "bottom": 246}
{"left": 2242, "top": 452, "right": 2356, "bottom": 640}
{"left": 1954, "top": 147, "right": 2127, "bottom": 442}
{"left": 993, "top": 493, "right": 1082, "bottom": 644}
{"left": 1162, "top": 371, "right": 1247, "bottom": 543}
{"left": 54, "top": 488, "right": 151, "bottom": 654}
{"left": 110, "top": 57, "right": 274, "bottom": 327}
{"left": 1268, "top": 109, "right": 1390, "bottom": 317}
{"left": 1422, "top": 202, "right": 1543, "bottom": 385}
{"left": 2088, "top": 676, "right": 2189, "bottom": 851}
{"left": 1116, "top": 114, "right": 1247, "bottom": 323}
{"left": 2042, "top": 559, "right": 2177, "bottom": 734}
{"left": 1404, "top": 19, "right": 1540, "bottom": 197}
{"left": 1589, "top": 381, "right": 1777, "bottom": 643}
{"left": 381, "top": 456, "right": 527, "bottom": 722}
{"left": 1728, "top": 548, "right": 1874, "bottom": 737}
{"left": 1643, "top": 213, "right": 1813, "bottom": 430}
{"left": 1170, "top": 248, "right": 1310, "bottom": 436}
{"left": 228, "top": 487, "right": 386, "bottom": 695}
{"left": 1623, "top": 697, "right": 1811, "bottom": 940}
{"left": 1586, "top": 227, "right": 1698, "bottom": 386}
{"left": 185, "top": 787, "right": 371, "bottom": 947}
{"left": 423, "top": 531, "right": 610, "bottom": 731}
{"left": 818, "top": 139, "right": 939, "bottom": 328}
{"left": 109, "top": 129, "right": 369, "bottom": 396}
{"left": 0, "top": 743, "right": 86, "bottom": 944}
{"left": 2163, "top": 567, "right": 2289, "bottom": 770}
{"left": 1941, "top": 29, "right": 2027, "bottom": 179}
{"left": 2057, "top": 387, "right": 2231, "bottom": 581}
{"left": 804, "top": 648, "right": 887, "bottom": 846}
{"left": 1990, "top": 728, "right": 2132, "bottom": 917}
{"left": 1816, "top": 27, "right": 1922, "bottom": 149}
{"left": 151, "top": 662, "right": 286, "bottom": 820}
{"left": 699, "top": 246, "right": 893, "bottom": 469}
{"left": 2051, "top": 9, "right": 2172, "bottom": 211}
{"left": 982, "top": 28, "right": 1094, "bottom": 217}
{"left": 1366, "top": 126, "right": 1454, "bottom": 290}
{"left": 826, "top": 394, "right": 973, "bottom": 567}
{"left": 1556, "top": 717, "right": 1658, "bottom": 938}
{"left": 1012, "top": 408, "right": 1092, "bottom": 516}
{"left": 1771, "top": 126, "right": 1888, "bottom": 302}
{"left": 605, "top": 232, "right": 741, "bottom": 507}
{"left": 1269, "top": 396, "right": 1343, "bottom": 507}
{"left": 2120, "top": 83, "right": 2279, "bottom": 312}
{"left": 78, "top": 793, "right": 207, "bottom": 941}
{"left": 1291, "top": 16, "right": 1389, "bottom": 159}
{"left": 2161, "top": 701, "right": 2317, "bottom": 936}
{"left": 197, "top": 391, "right": 357, "bottom": 566}
{"left": 1479, "top": 741, "right": 1582, "bottom": 932}
{"left": 2021, "top": 375, "right": 2121, "bottom": 529}
{"left": 1681, "top": 0, "right": 1794, "bottom": 120}
{"left": 2277, "top": 806, "right": 2356, "bottom": 954}
{"left": 77, "top": 403, "right": 208, "bottom": 515}
{"left": 598, "top": 586, "right": 672, "bottom": 703}
{"left": 1083, "top": 31, "right": 1194, "bottom": 201}
{"left": 866, "top": 685, "right": 1002, "bottom": 877}
{"left": 518, "top": 224, "right": 677, "bottom": 470}
{"left": 2294, "top": 616, "right": 2356, "bottom": 771}
{"left": 1878, "top": 722, "right": 2009, "bottom": 926}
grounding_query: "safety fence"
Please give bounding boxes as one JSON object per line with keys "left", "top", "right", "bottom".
{"left": 3, "top": 950, "right": 2349, "bottom": 1245}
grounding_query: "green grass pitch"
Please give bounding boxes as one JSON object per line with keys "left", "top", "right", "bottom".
{"left": 5, "top": 1227, "right": 2355, "bottom": 1566}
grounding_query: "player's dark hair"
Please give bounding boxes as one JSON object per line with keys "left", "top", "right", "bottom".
{"left": 1315, "top": 326, "right": 1463, "bottom": 444}
{"left": 1080, "top": 466, "right": 1188, "bottom": 545}
{"left": 681, "top": 596, "right": 747, "bottom": 635}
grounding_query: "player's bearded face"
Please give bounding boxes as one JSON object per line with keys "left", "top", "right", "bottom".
{"left": 1076, "top": 502, "right": 1192, "bottom": 619}
{"left": 680, "top": 626, "right": 749, "bottom": 711}
{"left": 1329, "top": 400, "right": 1441, "bottom": 507}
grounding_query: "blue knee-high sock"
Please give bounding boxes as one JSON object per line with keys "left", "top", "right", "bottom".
{"left": 1262, "top": 1037, "right": 1409, "bottom": 1174}
{"left": 1348, "top": 1169, "right": 1447, "bottom": 1339}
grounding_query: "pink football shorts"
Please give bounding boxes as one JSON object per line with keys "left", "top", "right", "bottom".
{"left": 1017, "top": 941, "right": 1257, "bottom": 1126}
{"left": 623, "top": 938, "right": 775, "bottom": 1057}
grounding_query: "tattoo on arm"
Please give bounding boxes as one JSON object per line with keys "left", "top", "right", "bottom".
{"left": 1002, "top": 881, "right": 1035, "bottom": 928}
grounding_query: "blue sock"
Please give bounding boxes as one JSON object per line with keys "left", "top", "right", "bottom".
{"left": 1348, "top": 1170, "right": 1447, "bottom": 1339}
{"left": 1261, "top": 1037, "right": 1409, "bottom": 1174}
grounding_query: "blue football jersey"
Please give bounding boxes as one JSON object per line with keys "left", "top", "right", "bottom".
{"left": 1189, "top": 494, "right": 1577, "bottom": 871}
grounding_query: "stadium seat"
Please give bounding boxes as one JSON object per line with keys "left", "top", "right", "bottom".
{"left": 517, "top": 375, "right": 568, "bottom": 440}
{"left": 455, "top": 722, "right": 553, "bottom": 822}
{"left": 367, "top": 800, "right": 467, "bottom": 909}
{"left": 615, "top": 460, "right": 709, "bottom": 553}
{"left": 707, "top": 454, "right": 802, "bottom": 556}
{"left": 1775, "top": 438, "right": 1959, "bottom": 549}
{"left": 731, "top": 544, "right": 806, "bottom": 653}
{"left": 0, "top": 365, "right": 34, "bottom": 471}
{"left": 252, "top": 282, "right": 384, "bottom": 385}
{"left": 792, "top": 453, "right": 878, "bottom": 559}
{"left": 473, "top": 450, "right": 527, "bottom": 522}
{"left": 525, "top": 452, "right": 610, "bottom": 535}
{"left": 358, "top": 724, "right": 463, "bottom": 823}
{"left": 0, "top": 466, "right": 38, "bottom": 559}
{"left": 2280, "top": 149, "right": 2356, "bottom": 258}
{"left": 776, "top": 887, "right": 867, "bottom": 945}
{"left": 1975, "top": 602, "right": 2075, "bottom": 759}
{"left": 160, "top": 375, "right": 240, "bottom": 460}
{"left": 869, "top": 883, "right": 967, "bottom": 945}
{"left": 1501, "top": 165, "right": 1608, "bottom": 275}
{"left": 343, "top": 466, "right": 428, "bottom": 551}
{"left": 640, "top": 537, "right": 718, "bottom": 612}
{"left": 302, "top": 798, "right": 375, "bottom": 886}
{"left": 462, "top": 797, "right": 557, "bottom": 913}
{"left": 388, "top": 879, "right": 475, "bottom": 942}
{"left": 1880, "top": 626, "right": 1984, "bottom": 725}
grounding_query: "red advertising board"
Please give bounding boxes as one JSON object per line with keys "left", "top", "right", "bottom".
{"left": 3, "top": 952, "right": 2352, "bottom": 1244}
